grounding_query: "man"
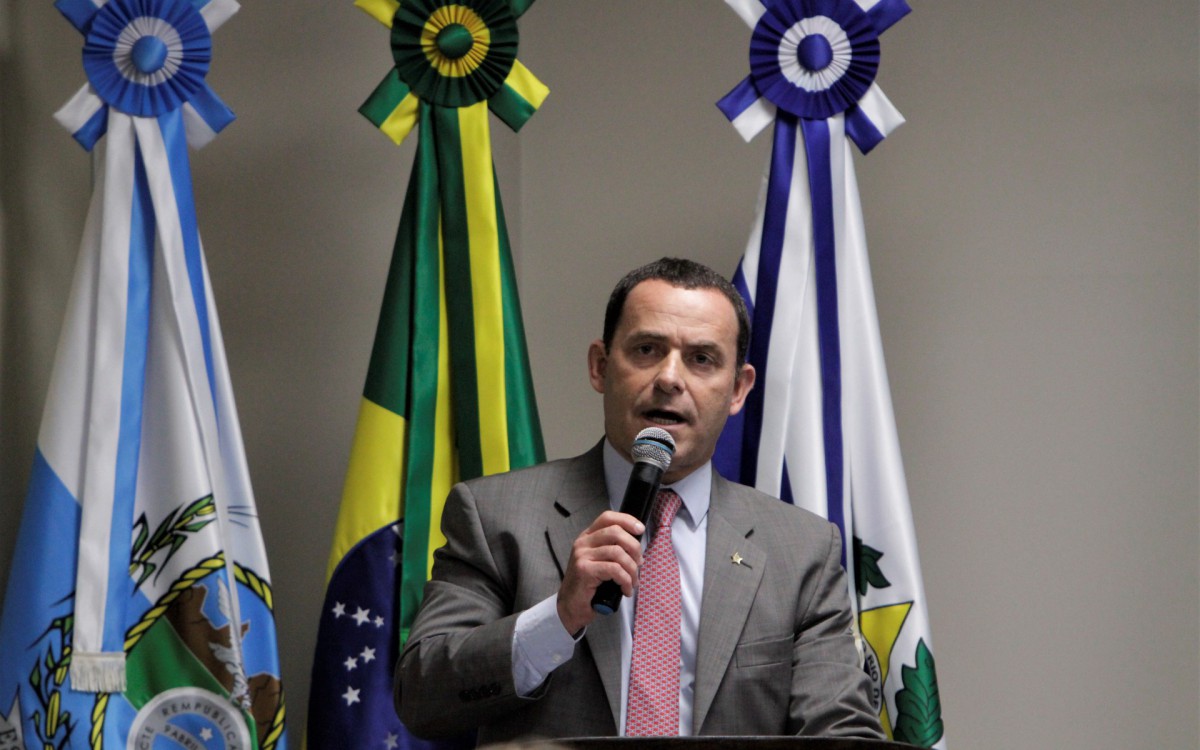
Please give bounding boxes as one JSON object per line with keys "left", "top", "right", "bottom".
{"left": 395, "top": 258, "right": 882, "bottom": 742}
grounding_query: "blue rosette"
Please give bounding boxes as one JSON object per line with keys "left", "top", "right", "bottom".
{"left": 82, "top": 0, "right": 212, "bottom": 117}
{"left": 749, "top": 0, "right": 880, "bottom": 120}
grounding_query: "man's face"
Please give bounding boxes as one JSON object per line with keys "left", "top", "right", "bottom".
{"left": 588, "top": 279, "right": 755, "bottom": 483}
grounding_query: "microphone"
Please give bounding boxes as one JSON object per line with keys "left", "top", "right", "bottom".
{"left": 590, "top": 426, "right": 676, "bottom": 615}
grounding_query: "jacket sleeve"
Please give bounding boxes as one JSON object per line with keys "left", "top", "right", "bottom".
{"left": 394, "top": 481, "right": 544, "bottom": 739}
{"left": 788, "top": 522, "right": 886, "bottom": 739}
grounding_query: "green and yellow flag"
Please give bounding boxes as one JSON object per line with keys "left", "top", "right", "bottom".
{"left": 306, "top": 2, "right": 546, "bottom": 747}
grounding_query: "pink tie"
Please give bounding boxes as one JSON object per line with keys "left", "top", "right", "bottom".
{"left": 625, "top": 489, "right": 683, "bottom": 736}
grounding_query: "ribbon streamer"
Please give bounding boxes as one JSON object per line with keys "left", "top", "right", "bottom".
{"left": 716, "top": 0, "right": 906, "bottom": 553}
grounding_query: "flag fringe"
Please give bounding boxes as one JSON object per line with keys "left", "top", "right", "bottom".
{"left": 68, "top": 652, "right": 126, "bottom": 693}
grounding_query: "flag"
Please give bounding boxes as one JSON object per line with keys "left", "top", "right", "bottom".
{"left": 0, "top": 0, "right": 286, "bottom": 748}
{"left": 305, "top": 2, "right": 547, "bottom": 748}
{"left": 712, "top": 1, "right": 944, "bottom": 746}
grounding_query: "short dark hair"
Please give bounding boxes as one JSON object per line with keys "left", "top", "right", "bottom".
{"left": 602, "top": 257, "right": 751, "bottom": 368}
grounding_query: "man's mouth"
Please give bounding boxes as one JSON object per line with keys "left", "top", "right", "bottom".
{"left": 643, "top": 409, "right": 686, "bottom": 426}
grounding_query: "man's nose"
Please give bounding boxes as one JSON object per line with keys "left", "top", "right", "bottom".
{"left": 654, "top": 352, "right": 685, "bottom": 393}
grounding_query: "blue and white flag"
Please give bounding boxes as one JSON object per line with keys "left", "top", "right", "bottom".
{"left": 0, "top": 1, "right": 286, "bottom": 747}
{"left": 713, "top": 1, "right": 944, "bottom": 746}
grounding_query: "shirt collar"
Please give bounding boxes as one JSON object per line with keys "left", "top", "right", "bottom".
{"left": 601, "top": 438, "right": 711, "bottom": 530}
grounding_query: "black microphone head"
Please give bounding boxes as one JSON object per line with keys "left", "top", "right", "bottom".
{"left": 631, "top": 427, "right": 675, "bottom": 472}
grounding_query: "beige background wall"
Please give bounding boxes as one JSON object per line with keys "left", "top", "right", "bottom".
{"left": 2, "top": 2, "right": 1197, "bottom": 748}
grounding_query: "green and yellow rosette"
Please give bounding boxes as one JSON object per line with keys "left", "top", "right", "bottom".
{"left": 357, "top": 0, "right": 548, "bottom": 143}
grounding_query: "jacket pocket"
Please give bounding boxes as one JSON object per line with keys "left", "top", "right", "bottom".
{"left": 734, "top": 635, "right": 791, "bottom": 668}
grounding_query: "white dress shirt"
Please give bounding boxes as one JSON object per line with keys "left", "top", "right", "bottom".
{"left": 512, "top": 439, "right": 710, "bottom": 736}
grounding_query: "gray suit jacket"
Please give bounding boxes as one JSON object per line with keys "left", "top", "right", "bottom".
{"left": 395, "top": 444, "right": 883, "bottom": 742}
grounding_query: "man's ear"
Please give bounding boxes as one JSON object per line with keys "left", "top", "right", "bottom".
{"left": 728, "top": 363, "right": 757, "bottom": 416}
{"left": 587, "top": 340, "right": 608, "bottom": 394}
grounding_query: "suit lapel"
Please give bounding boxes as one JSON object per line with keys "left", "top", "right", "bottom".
{"left": 545, "top": 443, "right": 625, "bottom": 728}
{"left": 693, "top": 476, "right": 765, "bottom": 734}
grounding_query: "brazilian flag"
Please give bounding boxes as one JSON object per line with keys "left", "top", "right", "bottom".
{"left": 305, "top": 2, "right": 547, "bottom": 749}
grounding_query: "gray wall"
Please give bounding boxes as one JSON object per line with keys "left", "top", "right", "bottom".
{"left": 2, "top": 2, "right": 1197, "bottom": 748}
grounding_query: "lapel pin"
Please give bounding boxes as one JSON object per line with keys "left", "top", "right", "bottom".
{"left": 731, "top": 551, "right": 745, "bottom": 566}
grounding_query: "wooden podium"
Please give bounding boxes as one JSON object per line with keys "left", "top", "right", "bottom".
{"left": 530, "top": 738, "right": 920, "bottom": 750}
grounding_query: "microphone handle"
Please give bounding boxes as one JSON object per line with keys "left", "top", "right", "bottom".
{"left": 590, "top": 461, "right": 665, "bottom": 615}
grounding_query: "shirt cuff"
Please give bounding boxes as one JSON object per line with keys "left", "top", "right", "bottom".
{"left": 512, "top": 595, "right": 582, "bottom": 696}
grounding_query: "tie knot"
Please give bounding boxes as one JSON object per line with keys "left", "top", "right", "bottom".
{"left": 653, "top": 489, "right": 682, "bottom": 529}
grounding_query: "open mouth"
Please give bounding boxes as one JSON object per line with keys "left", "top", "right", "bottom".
{"left": 643, "top": 409, "right": 686, "bottom": 426}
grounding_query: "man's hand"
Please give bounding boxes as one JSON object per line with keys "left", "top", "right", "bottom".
{"left": 557, "top": 511, "right": 645, "bottom": 635}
